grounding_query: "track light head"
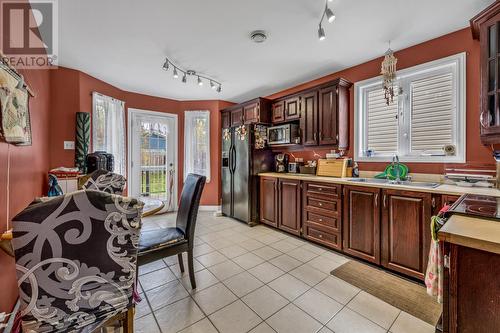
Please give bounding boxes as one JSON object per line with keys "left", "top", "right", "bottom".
{"left": 197, "top": 76, "right": 203, "bottom": 86}
{"left": 173, "top": 68, "right": 179, "bottom": 78}
{"left": 325, "top": 7, "right": 335, "bottom": 23}
{"left": 210, "top": 80, "right": 216, "bottom": 89}
{"left": 163, "top": 60, "right": 169, "bottom": 70}
{"left": 217, "top": 85, "right": 222, "bottom": 93}
{"left": 182, "top": 73, "right": 187, "bottom": 83}
{"left": 318, "top": 25, "right": 326, "bottom": 41}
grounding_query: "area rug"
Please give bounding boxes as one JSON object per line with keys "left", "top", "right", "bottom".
{"left": 331, "top": 260, "right": 441, "bottom": 325}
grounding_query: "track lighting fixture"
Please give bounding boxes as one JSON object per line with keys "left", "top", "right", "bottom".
{"left": 318, "top": 25, "right": 326, "bottom": 41}
{"left": 318, "top": 0, "right": 336, "bottom": 40}
{"left": 161, "top": 57, "right": 222, "bottom": 92}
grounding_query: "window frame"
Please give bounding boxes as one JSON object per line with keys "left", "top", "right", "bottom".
{"left": 354, "top": 52, "right": 466, "bottom": 163}
{"left": 183, "top": 110, "right": 211, "bottom": 183}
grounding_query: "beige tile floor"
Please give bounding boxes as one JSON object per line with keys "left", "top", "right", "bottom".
{"left": 136, "top": 212, "right": 435, "bottom": 333}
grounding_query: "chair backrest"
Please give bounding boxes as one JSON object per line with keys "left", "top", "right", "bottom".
{"left": 176, "top": 174, "right": 206, "bottom": 245}
{"left": 11, "top": 190, "right": 143, "bottom": 332}
{"left": 82, "top": 169, "right": 126, "bottom": 195}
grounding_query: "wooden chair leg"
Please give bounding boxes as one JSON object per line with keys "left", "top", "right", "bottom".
{"left": 187, "top": 249, "right": 196, "bottom": 289}
{"left": 123, "top": 307, "right": 134, "bottom": 333}
{"left": 178, "top": 253, "right": 185, "bottom": 273}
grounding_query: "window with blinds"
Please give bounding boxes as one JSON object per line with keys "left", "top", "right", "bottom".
{"left": 355, "top": 53, "right": 465, "bottom": 163}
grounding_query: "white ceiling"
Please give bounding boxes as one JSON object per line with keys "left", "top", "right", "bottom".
{"left": 56, "top": 0, "right": 493, "bottom": 103}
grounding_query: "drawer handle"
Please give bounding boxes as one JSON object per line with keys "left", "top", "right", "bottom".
{"left": 318, "top": 218, "right": 323, "bottom": 222}
{"left": 318, "top": 188, "right": 323, "bottom": 191}
{"left": 318, "top": 234, "right": 323, "bottom": 238}
{"left": 318, "top": 203, "right": 323, "bottom": 206}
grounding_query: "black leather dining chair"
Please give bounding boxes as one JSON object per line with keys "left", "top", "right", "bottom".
{"left": 137, "top": 174, "right": 206, "bottom": 289}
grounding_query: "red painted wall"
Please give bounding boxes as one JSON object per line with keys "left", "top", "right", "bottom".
{"left": 0, "top": 69, "right": 52, "bottom": 315}
{"left": 266, "top": 28, "right": 494, "bottom": 173}
{"left": 49, "top": 67, "right": 228, "bottom": 205}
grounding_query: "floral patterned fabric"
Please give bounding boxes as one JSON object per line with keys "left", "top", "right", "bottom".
{"left": 11, "top": 190, "right": 143, "bottom": 332}
{"left": 82, "top": 170, "right": 126, "bottom": 195}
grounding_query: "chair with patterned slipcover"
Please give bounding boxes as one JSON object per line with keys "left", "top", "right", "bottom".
{"left": 81, "top": 170, "right": 127, "bottom": 195}
{"left": 11, "top": 190, "right": 143, "bottom": 333}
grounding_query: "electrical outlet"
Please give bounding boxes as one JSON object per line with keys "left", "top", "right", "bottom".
{"left": 64, "top": 141, "right": 75, "bottom": 150}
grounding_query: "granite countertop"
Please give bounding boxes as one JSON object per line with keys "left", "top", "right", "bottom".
{"left": 258, "top": 172, "right": 500, "bottom": 197}
{"left": 438, "top": 215, "right": 500, "bottom": 255}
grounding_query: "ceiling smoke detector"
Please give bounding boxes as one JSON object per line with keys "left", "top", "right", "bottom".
{"left": 250, "top": 30, "right": 267, "bottom": 43}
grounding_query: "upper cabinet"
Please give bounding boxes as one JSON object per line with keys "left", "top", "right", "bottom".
{"left": 221, "top": 98, "right": 271, "bottom": 128}
{"left": 471, "top": 2, "right": 500, "bottom": 144}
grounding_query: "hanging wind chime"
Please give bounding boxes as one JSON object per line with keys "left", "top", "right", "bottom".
{"left": 381, "top": 43, "right": 398, "bottom": 105}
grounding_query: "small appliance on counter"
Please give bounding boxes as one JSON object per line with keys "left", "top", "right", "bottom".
{"left": 299, "top": 160, "right": 317, "bottom": 175}
{"left": 267, "top": 124, "right": 300, "bottom": 145}
{"left": 288, "top": 162, "right": 301, "bottom": 173}
{"left": 275, "top": 153, "right": 289, "bottom": 173}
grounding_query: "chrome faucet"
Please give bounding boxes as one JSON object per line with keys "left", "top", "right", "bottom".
{"left": 391, "top": 154, "right": 402, "bottom": 184}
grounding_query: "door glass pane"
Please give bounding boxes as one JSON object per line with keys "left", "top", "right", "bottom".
{"left": 489, "top": 94, "right": 496, "bottom": 126}
{"left": 490, "top": 24, "right": 497, "bottom": 58}
{"left": 140, "top": 121, "right": 168, "bottom": 200}
{"left": 489, "top": 59, "right": 496, "bottom": 91}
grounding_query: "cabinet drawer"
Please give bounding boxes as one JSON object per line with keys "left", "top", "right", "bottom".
{"left": 304, "top": 223, "right": 341, "bottom": 250}
{"left": 305, "top": 211, "right": 339, "bottom": 230}
{"left": 304, "top": 182, "right": 340, "bottom": 198}
{"left": 306, "top": 197, "right": 339, "bottom": 213}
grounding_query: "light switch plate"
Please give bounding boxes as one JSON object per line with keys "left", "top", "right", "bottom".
{"left": 64, "top": 141, "right": 75, "bottom": 150}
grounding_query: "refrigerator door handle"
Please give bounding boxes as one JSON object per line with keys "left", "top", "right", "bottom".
{"left": 231, "top": 145, "right": 236, "bottom": 173}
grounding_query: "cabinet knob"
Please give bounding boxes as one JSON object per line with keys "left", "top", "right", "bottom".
{"left": 319, "top": 234, "right": 323, "bottom": 238}
{"left": 318, "top": 202, "right": 323, "bottom": 206}
{"left": 318, "top": 188, "right": 323, "bottom": 191}
{"left": 318, "top": 219, "right": 323, "bottom": 222}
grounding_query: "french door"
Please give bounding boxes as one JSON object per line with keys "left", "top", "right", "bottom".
{"left": 128, "top": 108, "right": 178, "bottom": 210}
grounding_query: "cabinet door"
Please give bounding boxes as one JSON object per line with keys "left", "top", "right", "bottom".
{"left": 285, "top": 97, "right": 300, "bottom": 121}
{"left": 479, "top": 16, "right": 500, "bottom": 143}
{"left": 318, "top": 85, "right": 338, "bottom": 145}
{"left": 343, "top": 186, "right": 381, "bottom": 264}
{"left": 272, "top": 101, "right": 285, "bottom": 123}
{"left": 300, "top": 91, "right": 318, "bottom": 146}
{"left": 260, "top": 177, "right": 278, "bottom": 227}
{"left": 244, "top": 102, "right": 260, "bottom": 124}
{"left": 381, "top": 189, "right": 432, "bottom": 280}
{"left": 221, "top": 111, "right": 231, "bottom": 128}
{"left": 231, "top": 108, "right": 243, "bottom": 126}
{"left": 278, "top": 179, "right": 301, "bottom": 236}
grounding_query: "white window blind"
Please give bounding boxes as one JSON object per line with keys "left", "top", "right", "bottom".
{"left": 366, "top": 88, "right": 399, "bottom": 155}
{"left": 92, "top": 92, "right": 126, "bottom": 175}
{"left": 355, "top": 53, "right": 465, "bottom": 163}
{"left": 184, "top": 110, "right": 210, "bottom": 182}
{"left": 410, "top": 72, "right": 454, "bottom": 153}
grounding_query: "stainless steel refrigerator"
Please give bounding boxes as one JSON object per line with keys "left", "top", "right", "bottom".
{"left": 221, "top": 125, "right": 274, "bottom": 225}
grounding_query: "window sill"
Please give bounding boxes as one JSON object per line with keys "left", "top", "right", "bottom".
{"left": 355, "top": 156, "right": 466, "bottom": 163}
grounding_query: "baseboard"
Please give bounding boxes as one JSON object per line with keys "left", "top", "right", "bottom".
{"left": 199, "top": 205, "right": 221, "bottom": 211}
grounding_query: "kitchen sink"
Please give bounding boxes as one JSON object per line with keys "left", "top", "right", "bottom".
{"left": 346, "top": 178, "right": 440, "bottom": 188}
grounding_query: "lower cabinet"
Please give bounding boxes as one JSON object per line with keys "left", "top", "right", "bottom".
{"left": 259, "top": 177, "right": 278, "bottom": 227}
{"left": 381, "top": 189, "right": 432, "bottom": 280}
{"left": 342, "top": 185, "right": 381, "bottom": 264}
{"left": 303, "top": 182, "right": 342, "bottom": 250}
{"left": 277, "top": 179, "right": 301, "bottom": 236}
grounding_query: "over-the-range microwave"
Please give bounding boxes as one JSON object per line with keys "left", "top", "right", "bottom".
{"left": 267, "top": 124, "right": 300, "bottom": 145}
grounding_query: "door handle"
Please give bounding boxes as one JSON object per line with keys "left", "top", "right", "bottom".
{"left": 383, "top": 194, "right": 387, "bottom": 208}
{"left": 375, "top": 193, "right": 379, "bottom": 207}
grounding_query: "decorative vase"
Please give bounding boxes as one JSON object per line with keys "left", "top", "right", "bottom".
{"left": 75, "top": 112, "right": 90, "bottom": 173}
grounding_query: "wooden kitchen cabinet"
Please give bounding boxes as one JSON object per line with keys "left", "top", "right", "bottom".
{"left": 471, "top": 2, "right": 500, "bottom": 144}
{"left": 272, "top": 100, "right": 285, "bottom": 122}
{"left": 231, "top": 107, "right": 243, "bottom": 126}
{"left": 381, "top": 189, "right": 432, "bottom": 280}
{"left": 318, "top": 79, "right": 351, "bottom": 148}
{"left": 442, "top": 242, "right": 500, "bottom": 332}
{"left": 343, "top": 185, "right": 381, "bottom": 264}
{"left": 278, "top": 178, "right": 301, "bottom": 236}
{"left": 221, "top": 111, "right": 231, "bottom": 129}
{"left": 303, "top": 181, "right": 342, "bottom": 250}
{"left": 259, "top": 177, "right": 278, "bottom": 227}
{"left": 300, "top": 91, "right": 318, "bottom": 146}
{"left": 222, "top": 98, "right": 272, "bottom": 128}
{"left": 284, "top": 96, "right": 300, "bottom": 121}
